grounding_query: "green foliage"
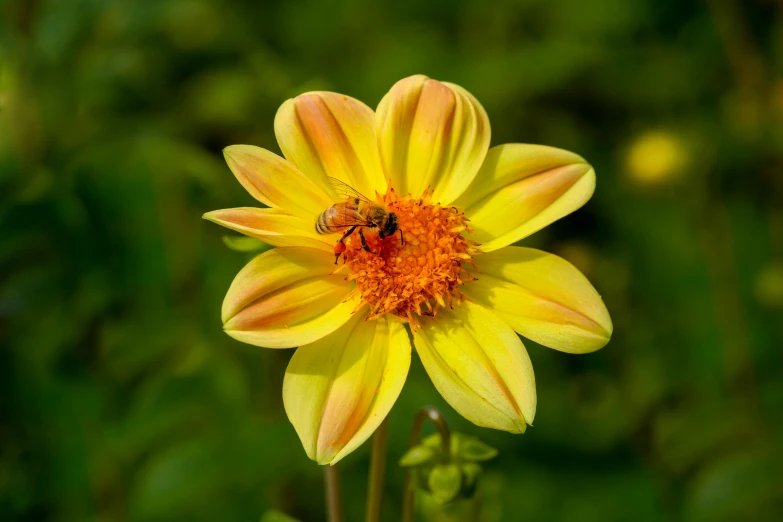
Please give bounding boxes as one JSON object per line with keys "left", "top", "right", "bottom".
{"left": 260, "top": 510, "right": 302, "bottom": 522}
{"left": 2, "top": 0, "right": 783, "bottom": 521}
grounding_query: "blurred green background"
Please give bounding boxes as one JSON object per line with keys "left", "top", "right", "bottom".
{"left": 2, "top": 0, "right": 783, "bottom": 521}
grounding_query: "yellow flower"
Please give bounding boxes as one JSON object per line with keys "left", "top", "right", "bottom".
{"left": 204, "top": 75, "right": 612, "bottom": 465}
{"left": 626, "top": 130, "right": 687, "bottom": 185}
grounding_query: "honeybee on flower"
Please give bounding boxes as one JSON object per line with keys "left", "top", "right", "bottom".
{"left": 204, "top": 75, "right": 612, "bottom": 465}
{"left": 315, "top": 177, "right": 404, "bottom": 262}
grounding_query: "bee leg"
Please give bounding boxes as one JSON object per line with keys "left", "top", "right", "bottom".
{"left": 359, "top": 228, "right": 373, "bottom": 253}
{"left": 399, "top": 229, "right": 404, "bottom": 246}
{"left": 338, "top": 225, "right": 357, "bottom": 244}
{"left": 334, "top": 243, "right": 347, "bottom": 264}
{"left": 334, "top": 226, "right": 356, "bottom": 263}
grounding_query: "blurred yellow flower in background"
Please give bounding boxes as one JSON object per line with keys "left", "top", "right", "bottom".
{"left": 204, "top": 75, "right": 612, "bottom": 465}
{"left": 754, "top": 262, "right": 783, "bottom": 308}
{"left": 626, "top": 130, "right": 688, "bottom": 185}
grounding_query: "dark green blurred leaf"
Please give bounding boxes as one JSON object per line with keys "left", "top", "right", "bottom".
{"left": 261, "top": 510, "right": 302, "bottom": 522}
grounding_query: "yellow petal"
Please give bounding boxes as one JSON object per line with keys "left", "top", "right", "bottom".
{"left": 203, "top": 207, "right": 333, "bottom": 252}
{"left": 413, "top": 301, "right": 535, "bottom": 432}
{"left": 223, "top": 145, "right": 334, "bottom": 220}
{"left": 222, "top": 247, "right": 358, "bottom": 348}
{"left": 462, "top": 247, "right": 612, "bottom": 353}
{"left": 454, "top": 144, "right": 595, "bottom": 252}
{"left": 274, "top": 92, "right": 385, "bottom": 197}
{"left": 283, "top": 312, "right": 411, "bottom": 464}
{"left": 376, "top": 75, "right": 490, "bottom": 205}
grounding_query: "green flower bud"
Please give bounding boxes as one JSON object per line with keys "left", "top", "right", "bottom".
{"left": 459, "top": 437, "right": 499, "bottom": 461}
{"left": 401, "top": 432, "right": 499, "bottom": 504}
{"left": 399, "top": 444, "right": 436, "bottom": 467}
{"left": 428, "top": 464, "right": 463, "bottom": 504}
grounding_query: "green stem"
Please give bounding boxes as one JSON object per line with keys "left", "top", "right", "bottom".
{"left": 324, "top": 463, "right": 343, "bottom": 522}
{"left": 401, "top": 406, "right": 451, "bottom": 522}
{"left": 365, "top": 417, "right": 389, "bottom": 522}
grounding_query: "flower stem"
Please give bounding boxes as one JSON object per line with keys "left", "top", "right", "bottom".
{"left": 401, "top": 406, "right": 451, "bottom": 522}
{"left": 365, "top": 417, "right": 389, "bottom": 522}
{"left": 324, "top": 463, "right": 344, "bottom": 522}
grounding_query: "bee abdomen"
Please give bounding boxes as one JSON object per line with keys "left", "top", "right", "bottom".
{"left": 316, "top": 211, "right": 332, "bottom": 234}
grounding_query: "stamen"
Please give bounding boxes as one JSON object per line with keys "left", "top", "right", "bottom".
{"left": 340, "top": 189, "right": 477, "bottom": 330}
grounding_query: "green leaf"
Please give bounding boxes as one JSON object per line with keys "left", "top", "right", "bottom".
{"left": 459, "top": 437, "right": 498, "bottom": 461}
{"left": 260, "top": 510, "right": 301, "bottom": 522}
{"left": 422, "top": 433, "right": 443, "bottom": 450}
{"left": 399, "top": 444, "right": 436, "bottom": 467}
{"left": 428, "top": 464, "right": 462, "bottom": 504}
{"left": 222, "top": 235, "right": 270, "bottom": 252}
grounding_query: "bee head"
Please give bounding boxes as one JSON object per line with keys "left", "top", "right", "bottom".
{"left": 383, "top": 212, "right": 399, "bottom": 237}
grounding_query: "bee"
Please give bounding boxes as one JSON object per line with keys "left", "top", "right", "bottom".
{"left": 316, "top": 177, "right": 404, "bottom": 263}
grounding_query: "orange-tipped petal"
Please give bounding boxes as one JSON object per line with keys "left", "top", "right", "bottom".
{"left": 283, "top": 312, "right": 411, "bottom": 464}
{"left": 275, "top": 92, "right": 386, "bottom": 197}
{"left": 222, "top": 145, "right": 334, "bottom": 220}
{"left": 453, "top": 144, "right": 595, "bottom": 251}
{"left": 222, "top": 247, "right": 358, "bottom": 348}
{"left": 203, "top": 207, "right": 333, "bottom": 252}
{"left": 376, "top": 75, "right": 490, "bottom": 205}
{"left": 413, "top": 301, "right": 535, "bottom": 433}
{"left": 463, "top": 247, "right": 612, "bottom": 353}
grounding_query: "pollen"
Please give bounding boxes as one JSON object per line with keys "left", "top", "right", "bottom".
{"left": 339, "top": 188, "right": 480, "bottom": 329}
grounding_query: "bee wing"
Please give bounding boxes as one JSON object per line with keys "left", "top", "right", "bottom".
{"left": 323, "top": 221, "right": 373, "bottom": 229}
{"left": 327, "top": 176, "right": 371, "bottom": 202}
{"left": 334, "top": 207, "right": 374, "bottom": 227}
{"left": 319, "top": 203, "right": 374, "bottom": 231}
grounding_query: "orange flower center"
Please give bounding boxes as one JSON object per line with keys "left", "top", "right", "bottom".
{"left": 339, "top": 188, "right": 479, "bottom": 328}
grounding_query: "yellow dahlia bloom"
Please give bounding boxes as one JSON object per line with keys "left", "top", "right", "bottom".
{"left": 204, "top": 75, "right": 612, "bottom": 465}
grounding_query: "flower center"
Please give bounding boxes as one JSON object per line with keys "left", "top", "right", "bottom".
{"left": 340, "top": 188, "right": 478, "bottom": 328}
